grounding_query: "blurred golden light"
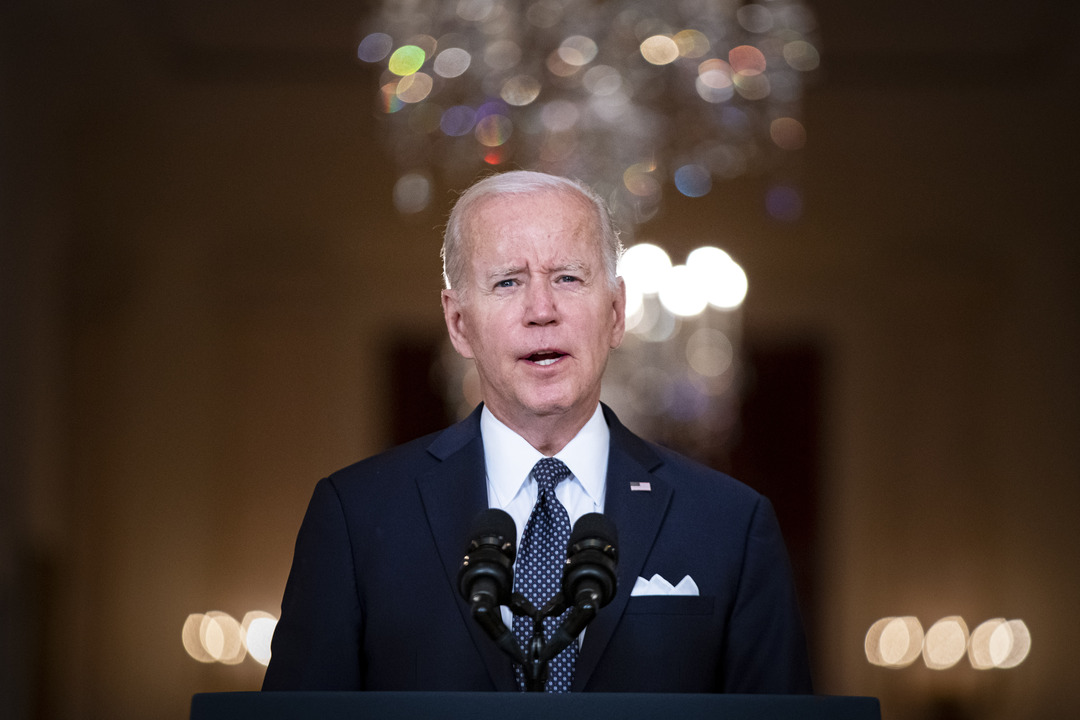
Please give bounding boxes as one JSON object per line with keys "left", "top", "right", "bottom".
{"left": 659, "top": 265, "right": 709, "bottom": 317}
{"left": 500, "top": 75, "right": 542, "bottom": 106}
{"left": 673, "top": 29, "right": 710, "bottom": 58}
{"left": 923, "top": 616, "right": 969, "bottom": 670}
{"left": 202, "top": 611, "right": 246, "bottom": 665}
{"left": 686, "top": 328, "right": 734, "bottom": 378}
{"left": 640, "top": 35, "right": 680, "bottom": 65}
{"left": 969, "top": 618, "right": 1004, "bottom": 669}
{"left": 866, "top": 616, "right": 924, "bottom": 668}
{"left": 396, "top": 72, "right": 433, "bottom": 103}
{"left": 622, "top": 164, "right": 661, "bottom": 198}
{"left": 618, "top": 243, "right": 671, "bottom": 295}
{"left": 558, "top": 35, "right": 598, "bottom": 66}
{"left": 696, "top": 62, "right": 735, "bottom": 103}
{"left": 687, "top": 246, "right": 748, "bottom": 309}
{"left": 991, "top": 619, "right": 1031, "bottom": 668}
{"left": 182, "top": 614, "right": 215, "bottom": 663}
{"left": 242, "top": 611, "right": 278, "bottom": 667}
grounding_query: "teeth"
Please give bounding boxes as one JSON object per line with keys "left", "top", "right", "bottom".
{"left": 535, "top": 358, "right": 558, "bottom": 366}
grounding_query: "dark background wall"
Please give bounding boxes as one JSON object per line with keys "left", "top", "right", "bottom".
{"left": 2, "top": 2, "right": 1078, "bottom": 719}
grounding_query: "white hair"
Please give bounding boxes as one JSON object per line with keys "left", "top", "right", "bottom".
{"left": 441, "top": 170, "right": 623, "bottom": 295}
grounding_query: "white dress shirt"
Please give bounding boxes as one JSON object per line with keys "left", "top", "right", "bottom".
{"left": 481, "top": 404, "right": 609, "bottom": 630}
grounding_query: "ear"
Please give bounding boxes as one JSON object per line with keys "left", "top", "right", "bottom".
{"left": 609, "top": 277, "right": 627, "bottom": 350}
{"left": 442, "top": 288, "right": 475, "bottom": 359}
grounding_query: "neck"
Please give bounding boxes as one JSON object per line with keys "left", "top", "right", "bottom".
{"left": 486, "top": 403, "right": 596, "bottom": 456}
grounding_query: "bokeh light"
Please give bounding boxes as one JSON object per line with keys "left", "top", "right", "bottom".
{"left": 687, "top": 246, "right": 748, "bottom": 309}
{"left": 183, "top": 610, "right": 280, "bottom": 667}
{"left": 396, "top": 72, "right": 433, "bottom": 103}
{"left": 923, "top": 616, "right": 970, "bottom": 670}
{"left": 618, "top": 243, "right": 671, "bottom": 295}
{"left": 357, "top": 33, "right": 393, "bottom": 63}
{"left": 559, "top": 35, "right": 598, "bottom": 66}
{"left": 393, "top": 173, "right": 432, "bottom": 214}
{"left": 202, "top": 611, "right": 246, "bottom": 665}
{"left": 865, "top": 616, "right": 924, "bottom": 668}
{"left": 686, "top": 327, "right": 734, "bottom": 378}
{"left": 640, "top": 35, "right": 680, "bottom": 66}
{"left": 765, "top": 185, "right": 803, "bottom": 222}
{"left": 360, "top": 1, "right": 819, "bottom": 223}
{"left": 674, "top": 164, "right": 712, "bottom": 198}
{"left": 989, "top": 619, "right": 1032, "bottom": 669}
{"left": 242, "top": 611, "right": 278, "bottom": 667}
{"left": 387, "top": 45, "right": 426, "bottom": 76}
{"left": 434, "top": 47, "right": 471, "bottom": 78}
{"left": 728, "top": 45, "right": 767, "bottom": 75}
{"left": 867, "top": 615, "right": 1032, "bottom": 671}
{"left": 770, "top": 117, "right": 807, "bottom": 150}
{"left": 659, "top": 265, "right": 709, "bottom": 317}
{"left": 501, "top": 75, "right": 542, "bottom": 106}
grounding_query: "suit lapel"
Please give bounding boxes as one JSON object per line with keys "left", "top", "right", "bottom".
{"left": 414, "top": 406, "right": 518, "bottom": 691}
{"left": 572, "top": 406, "right": 671, "bottom": 691}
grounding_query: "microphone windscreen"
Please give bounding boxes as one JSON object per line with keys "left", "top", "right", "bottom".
{"left": 466, "top": 508, "right": 517, "bottom": 552}
{"left": 569, "top": 512, "right": 618, "bottom": 549}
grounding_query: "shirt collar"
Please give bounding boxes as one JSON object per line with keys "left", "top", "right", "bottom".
{"left": 481, "top": 404, "right": 609, "bottom": 507}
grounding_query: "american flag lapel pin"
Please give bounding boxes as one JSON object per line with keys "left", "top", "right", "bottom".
{"left": 630, "top": 481, "right": 652, "bottom": 492}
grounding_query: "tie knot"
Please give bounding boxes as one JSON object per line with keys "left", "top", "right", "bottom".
{"left": 532, "top": 457, "right": 572, "bottom": 495}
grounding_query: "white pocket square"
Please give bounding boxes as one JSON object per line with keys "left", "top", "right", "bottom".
{"left": 630, "top": 573, "right": 700, "bottom": 596}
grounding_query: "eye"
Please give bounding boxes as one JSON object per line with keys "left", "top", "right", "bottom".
{"left": 495, "top": 279, "right": 518, "bottom": 289}
{"left": 557, "top": 275, "right": 581, "bottom": 284}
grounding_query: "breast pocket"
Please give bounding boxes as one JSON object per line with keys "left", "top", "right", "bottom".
{"left": 623, "top": 595, "right": 715, "bottom": 615}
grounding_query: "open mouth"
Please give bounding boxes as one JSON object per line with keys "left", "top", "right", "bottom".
{"left": 527, "top": 351, "right": 566, "bottom": 366}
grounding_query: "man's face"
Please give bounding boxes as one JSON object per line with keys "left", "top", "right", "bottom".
{"left": 442, "top": 189, "right": 626, "bottom": 435}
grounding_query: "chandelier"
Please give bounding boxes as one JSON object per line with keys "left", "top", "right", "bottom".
{"left": 358, "top": 0, "right": 820, "bottom": 230}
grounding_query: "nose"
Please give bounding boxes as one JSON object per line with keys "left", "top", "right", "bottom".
{"left": 523, "top": 280, "right": 558, "bottom": 326}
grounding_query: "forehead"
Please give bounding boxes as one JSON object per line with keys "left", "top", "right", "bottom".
{"left": 464, "top": 189, "right": 602, "bottom": 263}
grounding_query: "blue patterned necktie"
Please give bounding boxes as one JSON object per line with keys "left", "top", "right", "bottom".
{"left": 512, "top": 457, "right": 578, "bottom": 692}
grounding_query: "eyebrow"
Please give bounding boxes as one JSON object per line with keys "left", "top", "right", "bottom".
{"left": 485, "top": 265, "right": 527, "bottom": 281}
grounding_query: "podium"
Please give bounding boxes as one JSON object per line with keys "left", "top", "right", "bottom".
{"left": 191, "top": 691, "right": 881, "bottom": 720}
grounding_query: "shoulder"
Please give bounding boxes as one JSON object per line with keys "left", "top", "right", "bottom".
{"left": 321, "top": 405, "right": 483, "bottom": 496}
{"left": 650, "top": 440, "right": 765, "bottom": 515}
{"left": 605, "top": 405, "right": 761, "bottom": 502}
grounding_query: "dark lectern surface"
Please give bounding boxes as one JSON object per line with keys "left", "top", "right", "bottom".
{"left": 191, "top": 691, "right": 881, "bottom": 720}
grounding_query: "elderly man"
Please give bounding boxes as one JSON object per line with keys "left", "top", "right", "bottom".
{"left": 262, "top": 171, "right": 812, "bottom": 693}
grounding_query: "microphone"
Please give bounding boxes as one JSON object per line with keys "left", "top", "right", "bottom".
{"left": 458, "top": 508, "right": 516, "bottom": 608}
{"left": 457, "top": 508, "right": 523, "bottom": 663}
{"left": 562, "top": 512, "right": 618, "bottom": 609}
{"left": 539, "top": 513, "right": 619, "bottom": 663}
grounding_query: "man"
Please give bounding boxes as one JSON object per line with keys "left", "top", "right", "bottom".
{"left": 262, "top": 171, "right": 812, "bottom": 693}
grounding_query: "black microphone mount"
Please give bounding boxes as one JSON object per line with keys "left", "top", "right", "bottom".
{"left": 458, "top": 510, "right": 619, "bottom": 692}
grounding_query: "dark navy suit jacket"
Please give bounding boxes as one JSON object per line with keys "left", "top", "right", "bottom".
{"left": 262, "top": 404, "right": 812, "bottom": 693}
